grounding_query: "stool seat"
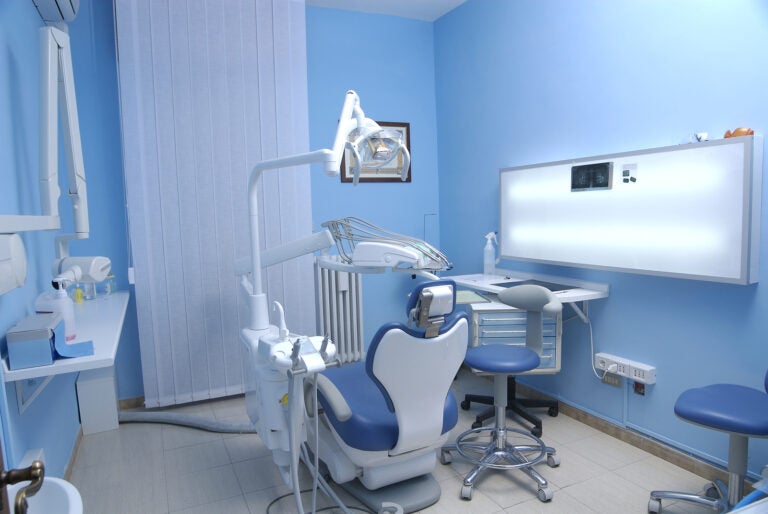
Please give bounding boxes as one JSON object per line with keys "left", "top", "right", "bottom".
{"left": 675, "top": 384, "right": 768, "bottom": 436}
{"left": 442, "top": 285, "right": 562, "bottom": 504}
{"left": 650, "top": 371, "right": 768, "bottom": 513}
{"left": 464, "top": 345, "right": 540, "bottom": 375}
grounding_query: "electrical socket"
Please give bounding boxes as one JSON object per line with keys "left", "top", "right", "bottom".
{"left": 595, "top": 352, "right": 630, "bottom": 376}
{"left": 602, "top": 372, "right": 622, "bottom": 388}
{"left": 629, "top": 361, "right": 656, "bottom": 384}
{"left": 596, "top": 352, "right": 655, "bottom": 384}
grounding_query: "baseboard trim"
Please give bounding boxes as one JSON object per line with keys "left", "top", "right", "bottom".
{"left": 64, "top": 427, "right": 83, "bottom": 481}
{"left": 515, "top": 382, "right": 731, "bottom": 487}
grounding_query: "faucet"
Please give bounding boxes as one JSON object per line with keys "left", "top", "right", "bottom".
{"left": 1, "top": 460, "right": 44, "bottom": 514}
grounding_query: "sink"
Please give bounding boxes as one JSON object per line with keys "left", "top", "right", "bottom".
{"left": 6, "top": 477, "right": 83, "bottom": 514}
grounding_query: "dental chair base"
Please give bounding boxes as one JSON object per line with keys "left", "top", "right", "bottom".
{"left": 338, "top": 473, "right": 441, "bottom": 514}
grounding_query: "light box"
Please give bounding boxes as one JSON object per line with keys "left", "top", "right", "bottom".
{"left": 499, "top": 136, "right": 763, "bottom": 284}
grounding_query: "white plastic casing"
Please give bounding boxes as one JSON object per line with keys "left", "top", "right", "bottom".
{"left": 0, "top": 234, "right": 28, "bottom": 295}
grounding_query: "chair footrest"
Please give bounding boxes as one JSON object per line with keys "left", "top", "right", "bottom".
{"left": 452, "top": 426, "right": 549, "bottom": 470}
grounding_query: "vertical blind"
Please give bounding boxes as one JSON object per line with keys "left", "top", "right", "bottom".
{"left": 114, "top": 0, "right": 315, "bottom": 407}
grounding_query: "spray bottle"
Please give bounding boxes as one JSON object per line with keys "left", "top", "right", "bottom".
{"left": 484, "top": 232, "right": 498, "bottom": 275}
{"left": 35, "top": 286, "right": 77, "bottom": 342}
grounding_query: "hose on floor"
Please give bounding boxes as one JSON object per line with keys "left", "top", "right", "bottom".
{"left": 118, "top": 411, "right": 257, "bottom": 433}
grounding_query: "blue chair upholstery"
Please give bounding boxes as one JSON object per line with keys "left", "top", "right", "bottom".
{"left": 309, "top": 279, "right": 468, "bottom": 499}
{"left": 650, "top": 370, "right": 768, "bottom": 513}
{"left": 318, "top": 320, "right": 462, "bottom": 452}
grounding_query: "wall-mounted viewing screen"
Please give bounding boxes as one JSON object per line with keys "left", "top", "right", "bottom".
{"left": 499, "top": 136, "right": 763, "bottom": 284}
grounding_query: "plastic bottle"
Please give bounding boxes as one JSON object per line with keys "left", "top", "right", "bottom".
{"left": 483, "top": 232, "right": 498, "bottom": 275}
{"left": 35, "top": 288, "right": 77, "bottom": 342}
{"left": 74, "top": 284, "right": 84, "bottom": 303}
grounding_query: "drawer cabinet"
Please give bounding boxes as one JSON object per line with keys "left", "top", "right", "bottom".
{"left": 469, "top": 302, "right": 562, "bottom": 374}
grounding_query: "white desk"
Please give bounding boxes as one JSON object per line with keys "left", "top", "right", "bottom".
{"left": 448, "top": 272, "right": 608, "bottom": 304}
{"left": 448, "top": 270, "right": 608, "bottom": 326}
{"left": 2, "top": 291, "right": 130, "bottom": 434}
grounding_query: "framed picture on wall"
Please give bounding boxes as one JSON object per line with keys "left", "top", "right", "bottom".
{"left": 340, "top": 121, "right": 411, "bottom": 183}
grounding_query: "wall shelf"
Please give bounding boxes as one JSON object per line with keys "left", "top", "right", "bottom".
{"left": 2, "top": 291, "right": 129, "bottom": 383}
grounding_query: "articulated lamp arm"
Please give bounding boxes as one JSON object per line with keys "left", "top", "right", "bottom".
{"left": 244, "top": 91, "right": 409, "bottom": 331}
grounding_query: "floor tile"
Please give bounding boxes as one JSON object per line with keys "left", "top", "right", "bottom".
{"left": 165, "top": 463, "right": 242, "bottom": 511}
{"left": 567, "top": 430, "right": 651, "bottom": 470}
{"left": 70, "top": 373, "right": 717, "bottom": 514}
{"left": 504, "top": 490, "right": 598, "bottom": 513}
{"left": 563, "top": 472, "right": 656, "bottom": 514}
{"left": 164, "top": 439, "right": 232, "bottom": 476}
{"left": 171, "top": 494, "right": 251, "bottom": 514}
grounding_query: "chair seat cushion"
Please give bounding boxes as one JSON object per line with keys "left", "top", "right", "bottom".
{"left": 464, "top": 344, "right": 540, "bottom": 374}
{"left": 675, "top": 384, "right": 768, "bottom": 436}
{"left": 317, "top": 362, "right": 458, "bottom": 451}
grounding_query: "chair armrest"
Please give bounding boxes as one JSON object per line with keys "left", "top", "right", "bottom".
{"left": 309, "top": 374, "right": 352, "bottom": 422}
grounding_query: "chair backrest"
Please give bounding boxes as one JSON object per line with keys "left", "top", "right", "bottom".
{"left": 366, "top": 280, "right": 468, "bottom": 455}
{"left": 497, "top": 284, "right": 562, "bottom": 355}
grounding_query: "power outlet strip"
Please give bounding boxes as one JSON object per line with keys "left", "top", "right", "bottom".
{"left": 595, "top": 352, "right": 656, "bottom": 384}
{"left": 629, "top": 361, "right": 656, "bottom": 384}
{"left": 595, "top": 352, "right": 630, "bottom": 376}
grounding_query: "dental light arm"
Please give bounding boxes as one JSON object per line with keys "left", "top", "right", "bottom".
{"left": 244, "top": 91, "right": 410, "bottom": 332}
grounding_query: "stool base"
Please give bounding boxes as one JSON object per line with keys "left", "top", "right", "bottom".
{"left": 441, "top": 425, "right": 559, "bottom": 502}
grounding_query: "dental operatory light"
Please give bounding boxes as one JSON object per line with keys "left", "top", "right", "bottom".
{"left": 243, "top": 90, "right": 411, "bottom": 332}
{"left": 346, "top": 125, "right": 410, "bottom": 183}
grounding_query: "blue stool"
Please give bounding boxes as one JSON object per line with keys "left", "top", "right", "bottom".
{"left": 649, "top": 371, "right": 768, "bottom": 513}
{"left": 441, "top": 285, "right": 562, "bottom": 502}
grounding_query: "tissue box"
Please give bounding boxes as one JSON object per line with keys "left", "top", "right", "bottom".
{"left": 6, "top": 313, "right": 63, "bottom": 370}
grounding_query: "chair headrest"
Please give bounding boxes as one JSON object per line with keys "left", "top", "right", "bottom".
{"left": 406, "top": 280, "right": 456, "bottom": 337}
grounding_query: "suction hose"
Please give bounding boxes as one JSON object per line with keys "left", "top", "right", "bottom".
{"left": 118, "top": 411, "right": 257, "bottom": 434}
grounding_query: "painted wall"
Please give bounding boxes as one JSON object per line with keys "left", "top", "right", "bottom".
{"left": 306, "top": 7, "right": 441, "bottom": 336}
{"left": 0, "top": 0, "right": 136, "bottom": 476}
{"left": 435, "top": 0, "right": 768, "bottom": 475}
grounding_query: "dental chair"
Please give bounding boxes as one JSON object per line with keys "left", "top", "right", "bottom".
{"left": 306, "top": 280, "right": 468, "bottom": 513}
{"left": 649, "top": 370, "right": 768, "bottom": 513}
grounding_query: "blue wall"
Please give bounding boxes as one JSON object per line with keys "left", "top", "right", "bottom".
{"left": 3, "top": 0, "right": 767, "bottom": 483}
{"left": 307, "top": 7, "right": 441, "bottom": 335}
{"left": 434, "top": 0, "right": 768, "bottom": 474}
{"left": 0, "top": 0, "right": 137, "bottom": 476}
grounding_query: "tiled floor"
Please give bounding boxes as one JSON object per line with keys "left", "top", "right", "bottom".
{"left": 69, "top": 369, "right": 715, "bottom": 513}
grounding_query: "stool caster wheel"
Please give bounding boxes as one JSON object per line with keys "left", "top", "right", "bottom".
{"left": 460, "top": 400, "right": 470, "bottom": 410}
{"left": 460, "top": 484, "right": 473, "bottom": 500}
{"left": 531, "top": 426, "right": 542, "bottom": 438}
{"left": 704, "top": 484, "right": 720, "bottom": 499}
{"left": 471, "top": 421, "right": 482, "bottom": 429}
{"left": 648, "top": 498, "right": 661, "bottom": 513}
{"left": 439, "top": 450, "right": 452, "bottom": 465}
{"left": 537, "top": 487, "right": 553, "bottom": 502}
{"left": 548, "top": 406, "right": 558, "bottom": 417}
{"left": 546, "top": 454, "right": 560, "bottom": 467}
